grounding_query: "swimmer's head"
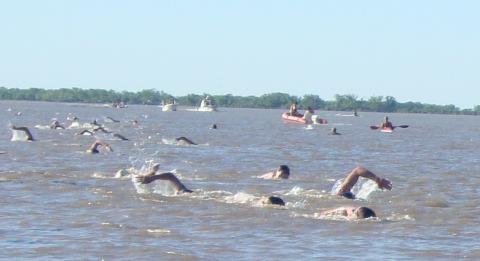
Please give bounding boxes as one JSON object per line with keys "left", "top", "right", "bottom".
{"left": 265, "top": 196, "right": 285, "bottom": 206}
{"left": 211, "top": 124, "right": 217, "bottom": 129}
{"left": 341, "top": 192, "right": 355, "bottom": 199}
{"left": 276, "top": 165, "right": 290, "bottom": 179}
{"left": 384, "top": 116, "right": 389, "bottom": 121}
{"left": 354, "top": 207, "right": 376, "bottom": 219}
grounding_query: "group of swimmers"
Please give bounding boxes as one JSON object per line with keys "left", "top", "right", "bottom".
{"left": 9, "top": 108, "right": 396, "bottom": 221}
{"left": 134, "top": 161, "right": 392, "bottom": 219}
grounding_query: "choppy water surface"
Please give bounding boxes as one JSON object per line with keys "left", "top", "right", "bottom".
{"left": 1, "top": 101, "right": 479, "bottom": 259}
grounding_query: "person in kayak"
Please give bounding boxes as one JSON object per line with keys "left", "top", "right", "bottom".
{"left": 303, "top": 107, "right": 315, "bottom": 124}
{"left": 336, "top": 166, "right": 392, "bottom": 199}
{"left": 380, "top": 116, "right": 393, "bottom": 129}
{"left": 259, "top": 165, "right": 290, "bottom": 179}
{"left": 289, "top": 102, "right": 301, "bottom": 117}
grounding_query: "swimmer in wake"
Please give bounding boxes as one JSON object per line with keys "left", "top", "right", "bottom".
{"left": 76, "top": 130, "right": 95, "bottom": 136}
{"left": 328, "top": 127, "right": 341, "bottom": 135}
{"left": 319, "top": 206, "right": 377, "bottom": 220}
{"left": 314, "top": 167, "right": 392, "bottom": 220}
{"left": 10, "top": 125, "right": 34, "bottom": 141}
{"left": 175, "top": 137, "right": 197, "bottom": 145}
{"left": 50, "top": 120, "right": 65, "bottom": 130}
{"left": 259, "top": 165, "right": 290, "bottom": 180}
{"left": 113, "top": 133, "right": 129, "bottom": 141}
{"left": 86, "top": 140, "right": 113, "bottom": 154}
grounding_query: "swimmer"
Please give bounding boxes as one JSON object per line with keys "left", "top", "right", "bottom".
{"left": 76, "top": 129, "right": 94, "bottom": 136}
{"left": 67, "top": 115, "right": 78, "bottom": 121}
{"left": 320, "top": 206, "right": 376, "bottom": 220}
{"left": 50, "top": 120, "right": 65, "bottom": 130}
{"left": 176, "top": 137, "right": 197, "bottom": 145}
{"left": 113, "top": 133, "right": 129, "bottom": 141}
{"left": 303, "top": 107, "right": 315, "bottom": 124}
{"left": 329, "top": 127, "right": 341, "bottom": 135}
{"left": 92, "top": 126, "right": 112, "bottom": 133}
{"left": 91, "top": 119, "right": 101, "bottom": 127}
{"left": 210, "top": 124, "right": 217, "bottom": 129}
{"left": 336, "top": 166, "right": 392, "bottom": 199}
{"left": 105, "top": 116, "right": 120, "bottom": 123}
{"left": 10, "top": 125, "right": 34, "bottom": 141}
{"left": 86, "top": 140, "right": 113, "bottom": 154}
{"left": 259, "top": 165, "right": 290, "bottom": 180}
{"left": 134, "top": 164, "right": 192, "bottom": 194}
{"left": 259, "top": 196, "right": 285, "bottom": 206}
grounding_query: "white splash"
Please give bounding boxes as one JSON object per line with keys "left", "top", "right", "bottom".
{"left": 331, "top": 179, "right": 378, "bottom": 200}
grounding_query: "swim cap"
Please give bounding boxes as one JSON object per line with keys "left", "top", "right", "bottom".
{"left": 341, "top": 192, "right": 355, "bottom": 199}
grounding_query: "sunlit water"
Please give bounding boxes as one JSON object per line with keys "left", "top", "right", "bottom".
{"left": 1, "top": 101, "right": 479, "bottom": 259}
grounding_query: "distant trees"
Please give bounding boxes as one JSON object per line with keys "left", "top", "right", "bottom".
{"left": 0, "top": 86, "right": 477, "bottom": 115}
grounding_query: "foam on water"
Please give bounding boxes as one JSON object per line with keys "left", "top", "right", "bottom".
{"left": 34, "top": 125, "right": 51, "bottom": 130}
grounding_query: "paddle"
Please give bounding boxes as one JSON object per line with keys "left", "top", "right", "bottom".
{"left": 370, "top": 125, "right": 409, "bottom": 130}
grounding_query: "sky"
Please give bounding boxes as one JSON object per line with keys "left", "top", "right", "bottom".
{"left": 0, "top": 0, "right": 479, "bottom": 108}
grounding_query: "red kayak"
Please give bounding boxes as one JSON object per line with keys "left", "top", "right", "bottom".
{"left": 281, "top": 112, "right": 327, "bottom": 124}
{"left": 380, "top": 127, "right": 394, "bottom": 133}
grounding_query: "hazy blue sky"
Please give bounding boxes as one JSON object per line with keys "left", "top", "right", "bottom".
{"left": 1, "top": 0, "right": 478, "bottom": 108}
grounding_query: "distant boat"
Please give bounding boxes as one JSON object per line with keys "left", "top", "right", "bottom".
{"left": 197, "top": 104, "right": 217, "bottom": 112}
{"left": 282, "top": 112, "right": 327, "bottom": 124}
{"left": 161, "top": 103, "right": 177, "bottom": 112}
{"left": 104, "top": 102, "right": 128, "bottom": 108}
{"left": 197, "top": 97, "right": 217, "bottom": 112}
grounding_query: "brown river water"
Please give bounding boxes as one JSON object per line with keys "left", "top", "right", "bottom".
{"left": 0, "top": 100, "right": 479, "bottom": 260}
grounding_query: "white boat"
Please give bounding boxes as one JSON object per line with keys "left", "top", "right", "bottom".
{"left": 197, "top": 97, "right": 217, "bottom": 112}
{"left": 161, "top": 103, "right": 177, "bottom": 112}
{"left": 197, "top": 104, "right": 217, "bottom": 112}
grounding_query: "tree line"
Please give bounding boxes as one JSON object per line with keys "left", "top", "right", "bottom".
{"left": 0, "top": 87, "right": 478, "bottom": 115}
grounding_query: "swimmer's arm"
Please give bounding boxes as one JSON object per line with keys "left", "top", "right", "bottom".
{"left": 136, "top": 172, "right": 189, "bottom": 193}
{"left": 99, "top": 141, "right": 113, "bottom": 152}
{"left": 320, "top": 208, "right": 348, "bottom": 217}
{"left": 259, "top": 171, "right": 275, "bottom": 179}
{"left": 337, "top": 167, "right": 392, "bottom": 195}
{"left": 176, "top": 137, "right": 197, "bottom": 145}
{"left": 11, "top": 126, "right": 34, "bottom": 139}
